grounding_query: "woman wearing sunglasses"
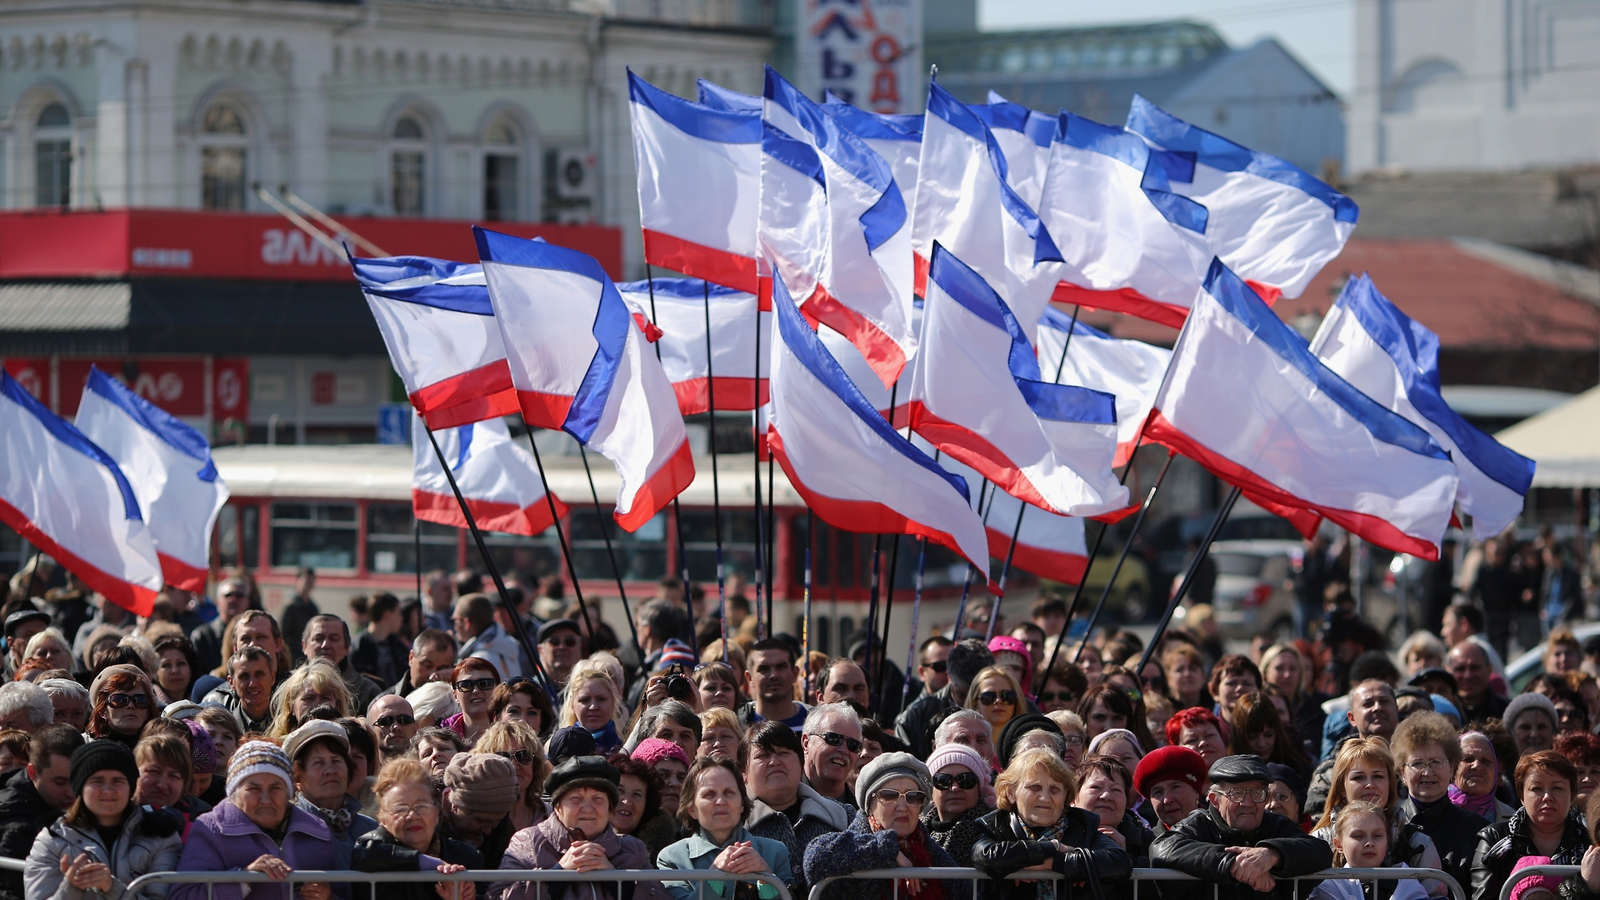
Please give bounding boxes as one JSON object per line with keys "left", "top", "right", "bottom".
{"left": 922, "top": 743, "right": 996, "bottom": 869}
{"left": 476, "top": 720, "right": 551, "bottom": 831}
{"left": 972, "top": 748, "right": 1132, "bottom": 900}
{"left": 86, "top": 665, "right": 158, "bottom": 750}
{"left": 444, "top": 658, "right": 502, "bottom": 745}
{"left": 805, "top": 752, "right": 970, "bottom": 900}
{"left": 965, "top": 666, "right": 1025, "bottom": 736}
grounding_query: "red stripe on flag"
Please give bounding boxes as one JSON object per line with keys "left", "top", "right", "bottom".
{"left": 158, "top": 553, "right": 209, "bottom": 594}
{"left": 672, "top": 376, "right": 769, "bottom": 416}
{"left": 0, "top": 497, "right": 156, "bottom": 616}
{"left": 986, "top": 526, "right": 1088, "bottom": 585}
{"left": 800, "top": 283, "right": 907, "bottom": 389}
{"left": 413, "top": 489, "right": 566, "bottom": 537}
{"left": 1051, "top": 282, "right": 1190, "bottom": 330}
{"left": 1245, "top": 280, "right": 1283, "bottom": 305}
{"left": 906, "top": 400, "right": 1063, "bottom": 515}
{"left": 642, "top": 230, "right": 759, "bottom": 294}
{"left": 420, "top": 390, "right": 522, "bottom": 430}
{"left": 516, "top": 390, "right": 576, "bottom": 432}
{"left": 615, "top": 439, "right": 696, "bottom": 533}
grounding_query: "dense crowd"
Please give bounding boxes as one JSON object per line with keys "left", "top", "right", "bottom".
{"left": 0, "top": 553, "right": 1597, "bottom": 900}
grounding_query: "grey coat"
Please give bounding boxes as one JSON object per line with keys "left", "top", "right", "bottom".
{"left": 24, "top": 806, "right": 183, "bottom": 900}
{"left": 746, "top": 784, "right": 851, "bottom": 891}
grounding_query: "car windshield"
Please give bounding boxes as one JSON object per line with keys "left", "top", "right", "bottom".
{"left": 1212, "top": 553, "right": 1266, "bottom": 578}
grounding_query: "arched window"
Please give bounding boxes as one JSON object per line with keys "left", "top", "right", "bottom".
{"left": 200, "top": 102, "right": 248, "bottom": 210}
{"left": 483, "top": 117, "right": 520, "bottom": 221}
{"left": 391, "top": 114, "right": 427, "bottom": 215}
{"left": 34, "top": 103, "right": 71, "bottom": 207}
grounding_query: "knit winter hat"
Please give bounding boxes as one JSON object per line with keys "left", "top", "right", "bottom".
{"left": 997, "top": 713, "right": 1064, "bottom": 767}
{"left": 926, "top": 742, "right": 995, "bottom": 806}
{"left": 1510, "top": 856, "right": 1562, "bottom": 900}
{"left": 70, "top": 739, "right": 139, "bottom": 797}
{"left": 655, "top": 639, "right": 698, "bottom": 672}
{"left": 186, "top": 719, "right": 217, "bottom": 776}
{"left": 227, "top": 740, "right": 295, "bottom": 798}
{"left": 631, "top": 738, "right": 691, "bottom": 768}
{"left": 444, "top": 753, "right": 518, "bottom": 816}
{"left": 1503, "top": 693, "right": 1558, "bottom": 733}
{"left": 855, "top": 751, "right": 932, "bottom": 811}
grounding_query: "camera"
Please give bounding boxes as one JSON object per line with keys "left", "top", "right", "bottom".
{"left": 664, "top": 663, "right": 693, "bottom": 701}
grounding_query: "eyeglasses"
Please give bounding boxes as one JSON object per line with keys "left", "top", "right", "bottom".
{"left": 816, "top": 731, "right": 863, "bottom": 753}
{"left": 1036, "top": 691, "right": 1074, "bottom": 704}
{"left": 1061, "top": 734, "right": 1086, "bottom": 748}
{"left": 932, "top": 772, "right": 980, "bottom": 791}
{"left": 922, "top": 660, "right": 948, "bottom": 674}
{"left": 542, "top": 636, "right": 580, "bottom": 649}
{"left": 454, "top": 677, "right": 497, "bottom": 693}
{"left": 1216, "top": 787, "right": 1268, "bottom": 804}
{"left": 220, "top": 592, "right": 247, "bottom": 600}
{"left": 1268, "top": 790, "right": 1294, "bottom": 805}
{"left": 496, "top": 749, "right": 535, "bottom": 766}
{"left": 978, "top": 690, "right": 1018, "bottom": 706}
{"left": 375, "top": 714, "right": 416, "bottom": 728}
{"left": 107, "top": 693, "right": 151, "bottom": 710}
{"left": 872, "top": 789, "right": 927, "bottom": 807}
{"left": 1405, "top": 759, "right": 1449, "bottom": 773}
{"left": 387, "top": 802, "right": 437, "bottom": 818}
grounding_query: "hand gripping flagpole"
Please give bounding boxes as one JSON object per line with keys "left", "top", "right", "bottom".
{"left": 521, "top": 430, "right": 599, "bottom": 647}
{"left": 577, "top": 443, "right": 644, "bottom": 664}
{"left": 1133, "top": 484, "right": 1243, "bottom": 678}
{"left": 702, "top": 279, "right": 730, "bottom": 664}
{"left": 644, "top": 269, "right": 699, "bottom": 655}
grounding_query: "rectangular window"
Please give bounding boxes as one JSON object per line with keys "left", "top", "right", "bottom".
{"left": 201, "top": 147, "right": 246, "bottom": 210}
{"left": 269, "top": 502, "right": 358, "bottom": 570}
{"left": 482, "top": 528, "right": 563, "bottom": 585}
{"left": 392, "top": 151, "right": 425, "bottom": 215}
{"left": 216, "top": 503, "right": 260, "bottom": 569}
{"left": 484, "top": 154, "right": 519, "bottom": 221}
{"left": 568, "top": 509, "right": 667, "bottom": 581}
{"left": 366, "top": 502, "right": 458, "bottom": 574}
{"left": 681, "top": 510, "right": 759, "bottom": 584}
{"left": 34, "top": 140, "right": 70, "bottom": 206}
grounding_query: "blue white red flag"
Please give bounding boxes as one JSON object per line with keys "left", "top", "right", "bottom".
{"left": 353, "top": 255, "right": 518, "bottom": 430}
{"left": 908, "top": 244, "right": 1130, "bottom": 519}
{"left": 476, "top": 228, "right": 694, "bottom": 533}
{"left": 766, "top": 265, "right": 997, "bottom": 592}
{"left": 616, "top": 278, "right": 769, "bottom": 415}
{"left": 412, "top": 412, "right": 567, "bottom": 537}
{"left": 931, "top": 443, "right": 1089, "bottom": 585}
{"left": 630, "top": 71, "right": 761, "bottom": 294}
{"left": 1126, "top": 96, "right": 1358, "bottom": 305}
{"left": 761, "top": 66, "right": 916, "bottom": 388}
{"left": 74, "top": 367, "right": 229, "bottom": 592}
{"left": 1038, "top": 112, "right": 1213, "bottom": 329}
{"left": 971, "top": 91, "right": 1054, "bottom": 211}
{"left": 0, "top": 372, "right": 161, "bottom": 614}
{"left": 1144, "top": 259, "right": 1459, "bottom": 559}
{"left": 1310, "top": 273, "right": 1535, "bottom": 537}
{"left": 1035, "top": 308, "right": 1173, "bottom": 467}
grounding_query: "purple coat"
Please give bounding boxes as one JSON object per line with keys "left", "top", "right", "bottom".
{"left": 171, "top": 798, "right": 346, "bottom": 900}
{"left": 490, "top": 814, "right": 670, "bottom": 900}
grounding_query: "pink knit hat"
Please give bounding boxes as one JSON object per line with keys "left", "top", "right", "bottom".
{"left": 987, "top": 636, "right": 1032, "bottom": 674}
{"left": 1510, "top": 856, "right": 1562, "bottom": 900}
{"left": 631, "top": 737, "right": 691, "bottom": 768}
{"left": 926, "top": 742, "right": 996, "bottom": 806}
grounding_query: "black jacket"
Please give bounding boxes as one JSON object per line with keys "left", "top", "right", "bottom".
{"left": 1115, "top": 809, "right": 1156, "bottom": 868}
{"left": 1470, "top": 808, "right": 1589, "bottom": 900}
{"left": 1149, "top": 806, "right": 1332, "bottom": 900}
{"left": 971, "top": 806, "right": 1132, "bottom": 900}
{"left": 351, "top": 826, "right": 483, "bottom": 900}
{"left": 894, "top": 685, "right": 955, "bottom": 759}
{"left": 1394, "top": 796, "right": 1488, "bottom": 891}
{"left": 0, "top": 767, "right": 62, "bottom": 900}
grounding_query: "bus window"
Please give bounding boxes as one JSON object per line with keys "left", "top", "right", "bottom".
{"left": 270, "top": 502, "right": 358, "bottom": 571}
{"left": 681, "top": 510, "right": 758, "bottom": 584}
{"left": 0, "top": 521, "right": 29, "bottom": 581}
{"left": 215, "top": 504, "right": 260, "bottom": 570}
{"left": 482, "top": 528, "right": 562, "bottom": 585}
{"left": 816, "top": 615, "right": 832, "bottom": 655}
{"left": 837, "top": 617, "right": 854, "bottom": 656}
{"left": 366, "top": 503, "right": 457, "bottom": 574}
{"left": 568, "top": 509, "right": 666, "bottom": 581}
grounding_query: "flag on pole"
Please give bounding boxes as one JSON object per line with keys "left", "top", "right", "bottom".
{"left": 1035, "top": 308, "right": 1173, "bottom": 467}
{"left": 1144, "top": 259, "right": 1459, "bottom": 559}
{"left": 476, "top": 228, "right": 694, "bottom": 532}
{"left": 767, "top": 262, "right": 998, "bottom": 592}
{"left": 911, "top": 82, "right": 1062, "bottom": 339}
{"left": 74, "top": 366, "right": 229, "bottom": 592}
{"left": 1037, "top": 112, "right": 1213, "bottom": 329}
{"left": 822, "top": 92, "right": 923, "bottom": 213}
{"left": 971, "top": 91, "right": 1054, "bottom": 211}
{"left": 412, "top": 412, "right": 568, "bottom": 536}
{"left": 1126, "top": 96, "right": 1358, "bottom": 304}
{"left": 354, "top": 255, "right": 519, "bottom": 429}
{"left": 909, "top": 244, "right": 1131, "bottom": 519}
{"left": 630, "top": 71, "right": 761, "bottom": 294}
{"left": 1310, "top": 273, "right": 1535, "bottom": 537}
{"left": 0, "top": 372, "right": 161, "bottom": 614}
{"left": 617, "top": 277, "right": 770, "bottom": 415}
{"left": 932, "top": 443, "right": 1089, "bottom": 584}
{"left": 761, "top": 66, "right": 916, "bottom": 388}
{"left": 697, "top": 79, "right": 760, "bottom": 112}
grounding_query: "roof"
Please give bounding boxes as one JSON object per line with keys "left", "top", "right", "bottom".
{"left": 1496, "top": 385, "right": 1600, "bottom": 487}
{"left": 0, "top": 282, "right": 129, "bottom": 330}
{"left": 1339, "top": 169, "right": 1600, "bottom": 252}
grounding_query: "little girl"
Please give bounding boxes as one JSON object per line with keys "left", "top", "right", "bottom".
{"left": 1311, "top": 802, "right": 1430, "bottom": 900}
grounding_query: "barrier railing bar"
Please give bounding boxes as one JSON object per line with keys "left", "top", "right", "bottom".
{"left": 809, "top": 867, "right": 1466, "bottom": 900}
{"left": 124, "top": 867, "right": 793, "bottom": 899}
{"left": 1496, "top": 865, "right": 1578, "bottom": 900}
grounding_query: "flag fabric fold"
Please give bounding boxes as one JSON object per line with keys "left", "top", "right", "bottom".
{"left": 354, "top": 255, "right": 519, "bottom": 429}
{"left": 617, "top": 277, "right": 770, "bottom": 415}
{"left": 822, "top": 93, "right": 924, "bottom": 217}
{"left": 630, "top": 71, "right": 761, "bottom": 294}
{"left": 1310, "top": 273, "right": 1535, "bottom": 537}
{"left": 971, "top": 91, "right": 1054, "bottom": 211}
{"left": 476, "top": 227, "right": 694, "bottom": 532}
{"left": 412, "top": 412, "right": 568, "bottom": 536}
{"left": 0, "top": 371, "right": 161, "bottom": 614}
{"left": 931, "top": 442, "right": 1089, "bottom": 585}
{"left": 766, "top": 262, "right": 998, "bottom": 592}
{"left": 1144, "top": 259, "right": 1459, "bottom": 559}
{"left": 1035, "top": 308, "right": 1173, "bottom": 467}
{"left": 74, "top": 367, "right": 230, "bottom": 592}
{"left": 909, "top": 243, "right": 1131, "bottom": 519}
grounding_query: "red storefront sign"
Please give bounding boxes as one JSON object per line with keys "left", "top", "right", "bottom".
{"left": 213, "top": 358, "right": 248, "bottom": 422}
{"left": 0, "top": 356, "right": 247, "bottom": 421}
{"left": 2, "top": 357, "right": 48, "bottom": 401}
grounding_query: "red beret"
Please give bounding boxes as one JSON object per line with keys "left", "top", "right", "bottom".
{"left": 1133, "top": 745, "right": 1209, "bottom": 797}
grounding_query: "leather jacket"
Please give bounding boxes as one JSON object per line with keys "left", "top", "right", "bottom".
{"left": 971, "top": 806, "right": 1132, "bottom": 900}
{"left": 1150, "top": 806, "right": 1332, "bottom": 900}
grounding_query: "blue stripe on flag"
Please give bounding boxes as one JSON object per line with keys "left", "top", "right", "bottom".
{"left": 823, "top": 93, "right": 923, "bottom": 141}
{"left": 1201, "top": 259, "right": 1446, "bottom": 459}
{"left": 762, "top": 123, "right": 827, "bottom": 189}
{"left": 616, "top": 278, "right": 748, "bottom": 300}
{"left": 85, "top": 367, "right": 219, "bottom": 480}
{"left": 2, "top": 371, "right": 144, "bottom": 521}
{"left": 628, "top": 70, "right": 761, "bottom": 144}
{"left": 351, "top": 256, "right": 493, "bottom": 315}
{"left": 697, "top": 79, "right": 760, "bottom": 112}
{"left": 453, "top": 424, "right": 474, "bottom": 471}
{"left": 973, "top": 93, "right": 1053, "bottom": 148}
{"left": 1056, "top": 113, "right": 1208, "bottom": 235}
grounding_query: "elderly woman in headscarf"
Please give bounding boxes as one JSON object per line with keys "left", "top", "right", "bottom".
{"left": 1452, "top": 731, "right": 1514, "bottom": 824}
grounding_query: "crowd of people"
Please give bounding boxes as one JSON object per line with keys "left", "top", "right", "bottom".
{"left": 0, "top": 553, "right": 1597, "bottom": 900}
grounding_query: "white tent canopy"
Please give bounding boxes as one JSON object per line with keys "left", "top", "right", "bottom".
{"left": 1497, "top": 384, "right": 1600, "bottom": 487}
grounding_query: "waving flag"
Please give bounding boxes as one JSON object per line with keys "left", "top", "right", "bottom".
{"left": 630, "top": 71, "right": 761, "bottom": 294}
{"left": 1035, "top": 308, "right": 1173, "bottom": 467}
{"left": 933, "top": 444, "right": 1089, "bottom": 584}
{"left": 0, "top": 372, "right": 161, "bottom": 614}
{"left": 1126, "top": 96, "right": 1357, "bottom": 303}
{"left": 74, "top": 367, "right": 229, "bottom": 592}
{"left": 617, "top": 277, "right": 769, "bottom": 415}
{"left": 413, "top": 413, "right": 567, "bottom": 536}
{"left": 476, "top": 228, "right": 694, "bottom": 532}
{"left": 911, "top": 83, "right": 1062, "bottom": 340}
{"left": 971, "top": 92, "right": 1053, "bottom": 211}
{"left": 354, "top": 255, "right": 518, "bottom": 429}
{"left": 767, "top": 265, "right": 997, "bottom": 592}
{"left": 909, "top": 244, "right": 1130, "bottom": 519}
{"left": 761, "top": 66, "right": 915, "bottom": 388}
{"left": 1145, "top": 259, "right": 1458, "bottom": 559}
{"left": 1310, "top": 274, "right": 1535, "bottom": 537}
{"left": 1038, "top": 113, "right": 1213, "bottom": 329}
{"left": 822, "top": 93, "right": 923, "bottom": 211}
{"left": 697, "top": 79, "right": 760, "bottom": 112}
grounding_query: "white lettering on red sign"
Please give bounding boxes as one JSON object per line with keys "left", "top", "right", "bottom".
{"left": 131, "top": 248, "right": 194, "bottom": 269}
{"left": 261, "top": 229, "right": 341, "bottom": 267}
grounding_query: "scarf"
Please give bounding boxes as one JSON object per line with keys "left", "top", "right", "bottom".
{"left": 591, "top": 721, "right": 622, "bottom": 753}
{"left": 896, "top": 826, "right": 946, "bottom": 900}
{"left": 1449, "top": 732, "right": 1500, "bottom": 820}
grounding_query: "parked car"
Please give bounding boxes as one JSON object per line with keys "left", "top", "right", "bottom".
{"left": 1506, "top": 622, "right": 1600, "bottom": 693}
{"left": 1172, "top": 539, "right": 1301, "bottom": 642}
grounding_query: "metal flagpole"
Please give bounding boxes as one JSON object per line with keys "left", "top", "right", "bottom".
{"left": 521, "top": 430, "right": 598, "bottom": 643}
{"left": 874, "top": 533, "right": 902, "bottom": 716}
{"left": 901, "top": 536, "right": 928, "bottom": 708}
{"left": 951, "top": 479, "right": 998, "bottom": 639}
{"left": 578, "top": 443, "right": 643, "bottom": 664}
{"left": 702, "top": 280, "right": 729, "bottom": 664}
{"left": 862, "top": 538, "right": 882, "bottom": 705}
{"left": 802, "top": 530, "right": 813, "bottom": 700}
{"left": 643, "top": 267, "right": 699, "bottom": 653}
{"left": 753, "top": 282, "right": 768, "bottom": 641}
{"left": 413, "top": 518, "right": 422, "bottom": 604}
{"left": 1133, "top": 485, "right": 1243, "bottom": 677}
{"left": 1075, "top": 451, "right": 1175, "bottom": 676}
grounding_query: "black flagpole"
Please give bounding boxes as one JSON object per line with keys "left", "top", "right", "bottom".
{"left": 413, "top": 518, "right": 422, "bottom": 605}
{"left": 1133, "top": 485, "right": 1243, "bottom": 676}
{"left": 521, "top": 430, "right": 597, "bottom": 643}
{"left": 703, "top": 279, "right": 729, "bottom": 662}
{"left": 643, "top": 268, "right": 699, "bottom": 653}
{"left": 578, "top": 443, "right": 643, "bottom": 664}
{"left": 862, "top": 537, "right": 882, "bottom": 705}
{"left": 753, "top": 284, "right": 768, "bottom": 640}
{"left": 1075, "top": 451, "right": 1175, "bottom": 674}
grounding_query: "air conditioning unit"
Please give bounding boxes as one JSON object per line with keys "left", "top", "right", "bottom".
{"left": 546, "top": 147, "right": 596, "bottom": 225}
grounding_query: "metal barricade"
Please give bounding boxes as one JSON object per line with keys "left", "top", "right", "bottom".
{"left": 0, "top": 858, "right": 21, "bottom": 872}
{"left": 1496, "top": 865, "right": 1579, "bottom": 900}
{"left": 809, "top": 867, "right": 1064, "bottom": 900}
{"left": 123, "top": 867, "right": 793, "bottom": 900}
{"left": 809, "top": 867, "right": 1467, "bottom": 900}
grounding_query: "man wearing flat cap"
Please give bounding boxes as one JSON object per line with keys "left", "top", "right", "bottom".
{"left": 1151, "top": 755, "right": 1331, "bottom": 900}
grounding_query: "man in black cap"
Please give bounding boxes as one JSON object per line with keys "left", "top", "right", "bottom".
{"left": 2, "top": 610, "right": 50, "bottom": 680}
{"left": 1151, "top": 754, "right": 1331, "bottom": 900}
{"left": 536, "top": 618, "right": 585, "bottom": 691}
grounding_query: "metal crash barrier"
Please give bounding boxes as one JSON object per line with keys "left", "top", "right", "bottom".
{"left": 122, "top": 867, "right": 794, "bottom": 900}
{"left": 1497, "top": 865, "right": 1579, "bottom": 900}
{"left": 808, "top": 867, "right": 1466, "bottom": 900}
